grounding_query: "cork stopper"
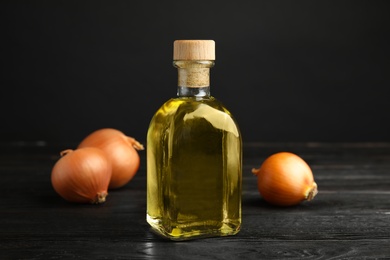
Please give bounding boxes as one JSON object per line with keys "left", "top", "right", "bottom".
{"left": 173, "top": 40, "right": 215, "bottom": 61}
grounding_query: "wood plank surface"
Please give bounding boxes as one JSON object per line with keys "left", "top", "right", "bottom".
{"left": 1, "top": 142, "right": 390, "bottom": 259}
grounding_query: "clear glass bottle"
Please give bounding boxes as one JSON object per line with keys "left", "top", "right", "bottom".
{"left": 146, "top": 40, "right": 242, "bottom": 240}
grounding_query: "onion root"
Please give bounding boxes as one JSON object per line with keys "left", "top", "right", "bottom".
{"left": 305, "top": 182, "right": 318, "bottom": 201}
{"left": 91, "top": 192, "right": 108, "bottom": 204}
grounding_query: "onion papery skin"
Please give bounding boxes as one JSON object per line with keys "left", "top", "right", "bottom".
{"left": 78, "top": 128, "right": 144, "bottom": 189}
{"left": 51, "top": 148, "right": 111, "bottom": 204}
{"left": 252, "top": 152, "right": 318, "bottom": 207}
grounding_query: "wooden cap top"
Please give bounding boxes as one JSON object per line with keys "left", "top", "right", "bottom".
{"left": 173, "top": 40, "right": 215, "bottom": 60}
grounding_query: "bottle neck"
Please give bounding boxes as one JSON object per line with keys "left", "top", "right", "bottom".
{"left": 173, "top": 60, "right": 214, "bottom": 98}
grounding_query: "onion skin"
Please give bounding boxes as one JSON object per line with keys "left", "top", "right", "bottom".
{"left": 78, "top": 128, "right": 144, "bottom": 189}
{"left": 51, "top": 148, "right": 111, "bottom": 204}
{"left": 252, "top": 152, "right": 318, "bottom": 206}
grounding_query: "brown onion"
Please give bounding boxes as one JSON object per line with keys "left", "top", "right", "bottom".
{"left": 51, "top": 148, "right": 111, "bottom": 204}
{"left": 252, "top": 152, "right": 318, "bottom": 206}
{"left": 78, "top": 128, "right": 144, "bottom": 189}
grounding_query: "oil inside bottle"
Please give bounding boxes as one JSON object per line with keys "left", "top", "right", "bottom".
{"left": 147, "top": 96, "right": 242, "bottom": 240}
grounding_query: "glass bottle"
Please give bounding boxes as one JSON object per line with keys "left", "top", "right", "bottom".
{"left": 146, "top": 40, "right": 242, "bottom": 240}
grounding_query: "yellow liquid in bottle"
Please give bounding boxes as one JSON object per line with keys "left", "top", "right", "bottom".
{"left": 147, "top": 96, "right": 242, "bottom": 240}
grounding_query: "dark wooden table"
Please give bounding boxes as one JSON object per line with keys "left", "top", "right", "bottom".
{"left": 1, "top": 142, "right": 390, "bottom": 259}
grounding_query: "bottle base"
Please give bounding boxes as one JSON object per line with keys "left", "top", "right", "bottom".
{"left": 147, "top": 214, "right": 241, "bottom": 241}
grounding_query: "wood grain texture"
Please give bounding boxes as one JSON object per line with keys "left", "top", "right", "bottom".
{"left": 173, "top": 40, "right": 215, "bottom": 60}
{"left": 1, "top": 142, "right": 390, "bottom": 259}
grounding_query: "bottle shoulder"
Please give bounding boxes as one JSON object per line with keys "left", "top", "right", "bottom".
{"left": 153, "top": 96, "right": 234, "bottom": 119}
{"left": 149, "top": 96, "right": 240, "bottom": 137}
{"left": 161, "top": 96, "right": 232, "bottom": 115}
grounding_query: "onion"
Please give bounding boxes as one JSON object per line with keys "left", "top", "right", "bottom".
{"left": 252, "top": 152, "right": 318, "bottom": 206}
{"left": 78, "top": 128, "right": 144, "bottom": 189}
{"left": 51, "top": 148, "right": 111, "bottom": 204}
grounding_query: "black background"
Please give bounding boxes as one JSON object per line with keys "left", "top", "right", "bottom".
{"left": 1, "top": 1, "right": 389, "bottom": 143}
